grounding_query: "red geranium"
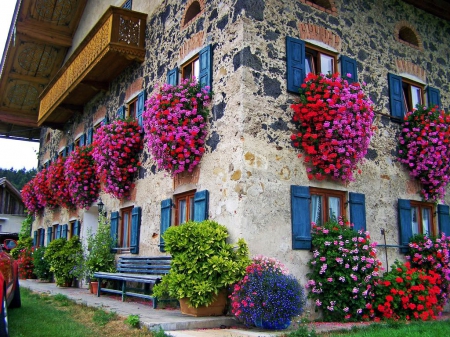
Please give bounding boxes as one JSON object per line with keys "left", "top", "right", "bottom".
{"left": 47, "top": 157, "right": 75, "bottom": 209}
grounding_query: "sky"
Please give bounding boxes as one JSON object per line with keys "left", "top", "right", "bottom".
{"left": 0, "top": 0, "right": 40, "bottom": 171}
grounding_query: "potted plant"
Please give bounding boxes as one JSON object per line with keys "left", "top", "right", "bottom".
{"left": 32, "top": 246, "right": 53, "bottom": 282}
{"left": 153, "top": 220, "right": 250, "bottom": 316}
{"left": 85, "top": 213, "right": 116, "bottom": 292}
{"left": 44, "top": 236, "right": 83, "bottom": 287}
{"left": 230, "top": 256, "right": 306, "bottom": 330}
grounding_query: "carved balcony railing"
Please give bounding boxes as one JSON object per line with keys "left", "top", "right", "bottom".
{"left": 38, "top": 7, "right": 147, "bottom": 127}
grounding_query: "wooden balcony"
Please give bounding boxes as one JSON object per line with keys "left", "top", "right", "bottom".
{"left": 38, "top": 7, "right": 147, "bottom": 127}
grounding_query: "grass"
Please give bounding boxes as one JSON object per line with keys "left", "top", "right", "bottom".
{"left": 8, "top": 288, "right": 164, "bottom": 337}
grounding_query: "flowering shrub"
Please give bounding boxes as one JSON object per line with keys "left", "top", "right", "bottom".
{"left": 406, "top": 233, "right": 450, "bottom": 308}
{"left": 64, "top": 145, "right": 100, "bottom": 209}
{"left": 373, "top": 261, "right": 442, "bottom": 321}
{"left": 92, "top": 119, "right": 143, "bottom": 199}
{"left": 397, "top": 105, "right": 450, "bottom": 202}
{"left": 17, "top": 247, "right": 35, "bottom": 279}
{"left": 230, "top": 256, "right": 305, "bottom": 329}
{"left": 33, "top": 168, "right": 58, "bottom": 209}
{"left": 306, "top": 218, "right": 382, "bottom": 322}
{"left": 290, "top": 73, "right": 374, "bottom": 182}
{"left": 47, "top": 157, "right": 75, "bottom": 209}
{"left": 21, "top": 178, "right": 42, "bottom": 215}
{"left": 143, "top": 78, "right": 211, "bottom": 176}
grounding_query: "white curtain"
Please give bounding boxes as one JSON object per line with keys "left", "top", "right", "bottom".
{"left": 311, "top": 195, "right": 322, "bottom": 224}
{"left": 328, "top": 197, "right": 340, "bottom": 221}
{"left": 411, "top": 207, "right": 419, "bottom": 235}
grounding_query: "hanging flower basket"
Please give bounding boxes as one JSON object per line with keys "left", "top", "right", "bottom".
{"left": 397, "top": 105, "right": 450, "bottom": 202}
{"left": 92, "top": 119, "right": 143, "bottom": 199}
{"left": 64, "top": 145, "right": 100, "bottom": 209}
{"left": 47, "top": 157, "right": 75, "bottom": 209}
{"left": 34, "top": 168, "right": 59, "bottom": 210}
{"left": 22, "top": 178, "right": 42, "bottom": 215}
{"left": 143, "top": 78, "right": 211, "bottom": 176}
{"left": 290, "top": 73, "right": 375, "bottom": 182}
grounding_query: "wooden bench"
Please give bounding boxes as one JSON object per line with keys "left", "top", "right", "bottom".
{"left": 93, "top": 256, "right": 171, "bottom": 309}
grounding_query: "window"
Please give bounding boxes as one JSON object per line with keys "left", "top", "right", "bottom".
{"left": 398, "top": 26, "right": 419, "bottom": 47}
{"left": 127, "top": 97, "right": 138, "bottom": 119}
{"left": 119, "top": 207, "right": 133, "bottom": 248}
{"left": 305, "top": 47, "right": 336, "bottom": 75}
{"left": 121, "top": 0, "right": 132, "bottom": 10}
{"left": 182, "top": 56, "right": 200, "bottom": 81}
{"left": 402, "top": 79, "right": 424, "bottom": 113}
{"left": 117, "top": 91, "right": 146, "bottom": 127}
{"left": 110, "top": 206, "right": 142, "bottom": 254}
{"left": 69, "top": 220, "right": 80, "bottom": 239}
{"left": 309, "top": 187, "right": 345, "bottom": 225}
{"left": 410, "top": 201, "right": 433, "bottom": 236}
{"left": 174, "top": 191, "right": 196, "bottom": 225}
{"left": 36, "top": 228, "right": 45, "bottom": 247}
{"left": 52, "top": 224, "right": 60, "bottom": 240}
{"left": 74, "top": 134, "right": 86, "bottom": 148}
{"left": 183, "top": 0, "right": 201, "bottom": 26}
{"left": 291, "top": 186, "right": 366, "bottom": 250}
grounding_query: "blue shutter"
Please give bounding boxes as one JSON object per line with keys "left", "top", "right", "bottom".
{"left": 199, "top": 44, "right": 212, "bottom": 90}
{"left": 340, "top": 56, "right": 358, "bottom": 82}
{"left": 398, "top": 199, "right": 412, "bottom": 253}
{"left": 193, "top": 190, "right": 209, "bottom": 222}
{"left": 33, "top": 230, "right": 37, "bottom": 246}
{"left": 426, "top": 87, "right": 441, "bottom": 109}
{"left": 160, "top": 198, "right": 172, "bottom": 252}
{"left": 130, "top": 206, "right": 142, "bottom": 254}
{"left": 349, "top": 192, "right": 366, "bottom": 232}
{"left": 62, "top": 147, "right": 67, "bottom": 157}
{"left": 73, "top": 220, "right": 80, "bottom": 237}
{"left": 286, "top": 37, "right": 306, "bottom": 94}
{"left": 68, "top": 143, "right": 75, "bottom": 153}
{"left": 388, "top": 73, "right": 405, "bottom": 118}
{"left": 39, "top": 229, "right": 45, "bottom": 247}
{"left": 56, "top": 225, "right": 62, "bottom": 239}
{"left": 291, "top": 185, "right": 311, "bottom": 250}
{"left": 47, "top": 227, "right": 52, "bottom": 245}
{"left": 62, "top": 224, "right": 68, "bottom": 239}
{"left": 122, "top": 0, "right": 132, "bottom": 9}
{"left": 79, "top": 134, "right": 86, "bottom": 147}
{"left": 167, "top": 67, "right": 178, "bottom": 86}
{"left": 137, "top": 90, "right": 147, "bottom": 128}
{"left": 438, "top": 204, "right": 450, "bottom": 236}
{"left": 86, "top": 128, "right": 93, "bottom": 145}
{"left": 102, "top": 115, "right": 109, "bottom": 126}
{"left": 117, "top": 106, "right": 125, "bottom": 119}
{"left": 110, "top": 211, "right": 119, "bottom": 250}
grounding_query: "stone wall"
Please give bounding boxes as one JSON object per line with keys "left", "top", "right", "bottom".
{"left": 34, "top": 0, "right": 449, "bottom": 303}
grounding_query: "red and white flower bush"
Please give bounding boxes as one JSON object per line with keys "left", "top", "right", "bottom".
{"left": 92, "top": 119, "right": 143, "bottom": 199}
{"left": 290, "top": 73, "right": 375, "bottom": 182}
{"left": 47, "top": 157, "right": 75, "bottom": 209}
{"left": 143, "top": 78, "right": 211, "bottom": 176}
{"left": 397, "top": 105, "right": 450, "bottom": 202}
{"left": 64, "top": 146, "right": 100, "bottom": 209}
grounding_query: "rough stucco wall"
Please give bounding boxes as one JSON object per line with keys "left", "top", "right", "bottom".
{"left": 33, "top": 0, "right": 450, "bottom": 306}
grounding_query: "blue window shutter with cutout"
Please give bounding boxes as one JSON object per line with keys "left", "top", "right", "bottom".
{"left": 437, "top": 204, "right": 450, "bottom": 236}
{"left": 160, "top": 198, "right": 172, "bottom": 252}
{"left": 388, "top": 73, "right": 405, "bottom": 119}
{"left": 340, "top": 56, "right": 358, "bottom": 82}
{"left": 349, "top": 192, "right": 366, "bottom": 232}
{"left": 73, "top": 220, "right": 80, "bottom": 237}
{"left": 137, "top": 90, "right": 147, "bottom": 128}
{"left": 426, "top": 87, "right": 441, "bottom": 109}
{"left": 56, "top": 225, "right": 61, "bottom": 239}
{"left": 86, "top": 128, "right": 93, "bottom": 145}
{"left": 40, "top": 229, "right": 45, "bottom": 247}
{"left": 62, "top": 224, "right": 68, "bottom": 239}
{"left": 398, "top": 199, "right": 412, "bottom": 253}
{"left": 199, "top": 44, "right": 212, "bottom": 90}
{"left": 193, "top": 190, "right": 209, "bottom": 222}
{"left": 79, "top": 134, "right": 86, "bottom": 147}
{"left": 291, "top": 185, "right": 311, "bottom": 250}
{"left": 33, "top": 230, "right": 37, "bottom": 246}
{"left": 130, "top": 206, "right": 142, "bottom": 254}
{"left": 117, "top": 106, "right": 125, "bottom": 119}
{"left": 167, "top": 68, "right": 178, "bottom": 86}
{"left": 122, "top": 0, "right": 132, "bottom": 9}
{"left": 286, "top": 37, "right": 306, "bottom": 94}
{"left": 110, "top": 211, "right": 119, "bottom": 250}
{"left": 47, "top": 227, "right": 52, "bottom": 245}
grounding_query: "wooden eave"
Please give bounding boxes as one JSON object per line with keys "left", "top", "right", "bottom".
{"left": 402, "top": 0, "right": 450, "bottom": 21}
{"left": 37, "top": 7, "right": 148, "bottom": 127}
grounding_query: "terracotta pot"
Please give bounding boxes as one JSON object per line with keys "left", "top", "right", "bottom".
{"left": 90, "top": 281, "right": 99, "bottom": 295}
{"left": 179, "top": 290, "right": 227, "bottom": 317}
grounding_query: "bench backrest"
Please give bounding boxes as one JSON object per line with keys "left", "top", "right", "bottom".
{"left": 117, "top": 256, "right": 171, "bottom": 275}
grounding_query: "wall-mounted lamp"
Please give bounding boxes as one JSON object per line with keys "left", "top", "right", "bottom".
{"left": 97, "top": 198, "right": 105, "bottom": 216}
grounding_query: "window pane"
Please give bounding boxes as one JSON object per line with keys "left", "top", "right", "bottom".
{"left": 410, "top": 85, "right": 422, "bottom": 109}
{"left": 189, "top": 196, "right": 195, "bottom": 221}
{"left": 194, "top": 59, "right": 200, "bottom": 80}
{"left": 320, "top": 54, "right": 334, "bottom": 74}
{"left": 311, "top": 195, "right": 323, "bottom": 225}
{"left": 328, "top": 196, "right": 340, "bottom": 222}
{"left": 305, "top": 53, "right": 314, "bottom": 74}
{"left": 421, "top": 208, "right": 431, "bottom": 235}
{"left": 123, "top": 213, "right": 129, "bottom": 247}
{"left": 179, "top": 199, "right": 186, "bottom": 224}
{"left": 411, "top": 206, "right": 419, "bottom": 235}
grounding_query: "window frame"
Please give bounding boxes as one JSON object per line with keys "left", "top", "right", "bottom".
{"left": 410, "top": 200, "right": 435, "bottom": 236}
{"left": 174, "top": 190, "right": 196, "bottom": 225}
{"left": 126, "top": 97, "right": 138, "bottom": 119}
{"left": 309, "top": 187, "right": 346, "bottom": 225}
{"left": 181, "top": 55, "right": 200, "bottom": 81}
{"left": 119, "top": 206, "right": 133, "bottom": 249}
{"left": 305, "top": 44, "right": 337, "bottom": 76}
{"left": 36, "top": 228, "right": 45, "bottom": 247}
{"left": 402, "top": 78, "right": 424, "bottom": 113}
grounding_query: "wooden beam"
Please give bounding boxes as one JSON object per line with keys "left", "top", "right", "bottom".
{"left": 16, "top": 22, "right": 73, "bottom": 47}
{"left": 80, "top": 80, "right": 110, "bottom": 92}
{"left": 0, "top": 111, "right": 39, "bottom": 127}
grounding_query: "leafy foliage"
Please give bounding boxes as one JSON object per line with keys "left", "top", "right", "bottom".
{"left": 153, "top": 220, "right": 250, "bottom": 308}
{"left": 32, "top": 246, "right": 52, "bottom": 281}
{"left": 124, "top": 314, "right": 140, "bottom": 328}
{"left": 0, "top": 167, "right": 37, "bottom": 191}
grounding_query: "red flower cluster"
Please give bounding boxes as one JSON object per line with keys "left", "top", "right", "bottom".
{"left": 64, "top": 145, "right": 100, "bottom": 209}
{"left": 17, "top": 247, "right": 35, "bottom": 279}
{"left": 47, "top": 157, "right": 75, "bottom": 209}
{"left": 373, "top": 261, "right": 443, "bottom": 321}
{"left": 22, "top": 178, "right": 42, "bottom": 215}
{"left": 92, "top": 119, "right": 143, "bottom": 199}
{"left": 290, "top": 73, "right": 374, "bottom": 182}
{"left": 34, "top": 167, "right": 59, "bottom": 210}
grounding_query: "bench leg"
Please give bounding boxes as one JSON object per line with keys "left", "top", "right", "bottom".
{"left": 153, "top": 296, "right": 157, "bottom": 309}
{"left": 121, "top": 281, "right": 126, "bottom": 302}
{"left": 97, "top": 278, "right": 101, "bottom": 297}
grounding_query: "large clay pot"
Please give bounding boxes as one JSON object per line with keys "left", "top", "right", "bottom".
{"left": 179, "top": 290, "right": 227, "bottom": 317}
{"left": 90, "top": 281, "right": 99, "bottom": 295}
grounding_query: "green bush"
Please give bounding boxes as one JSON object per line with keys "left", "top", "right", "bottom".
{"left": 32, "top": 246, "right": 52, "bottom": 281}
{"left": 11, "top": 214, "right": 34, "bottom": 259}
{"left": 11, "top": 237, "right": 33, "bottom": 260}
{"left": 153, "top": 220, "right": 250, "bottom": 308}
{"left": 124, "top": 314, "right": 140, "bottom": 328}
